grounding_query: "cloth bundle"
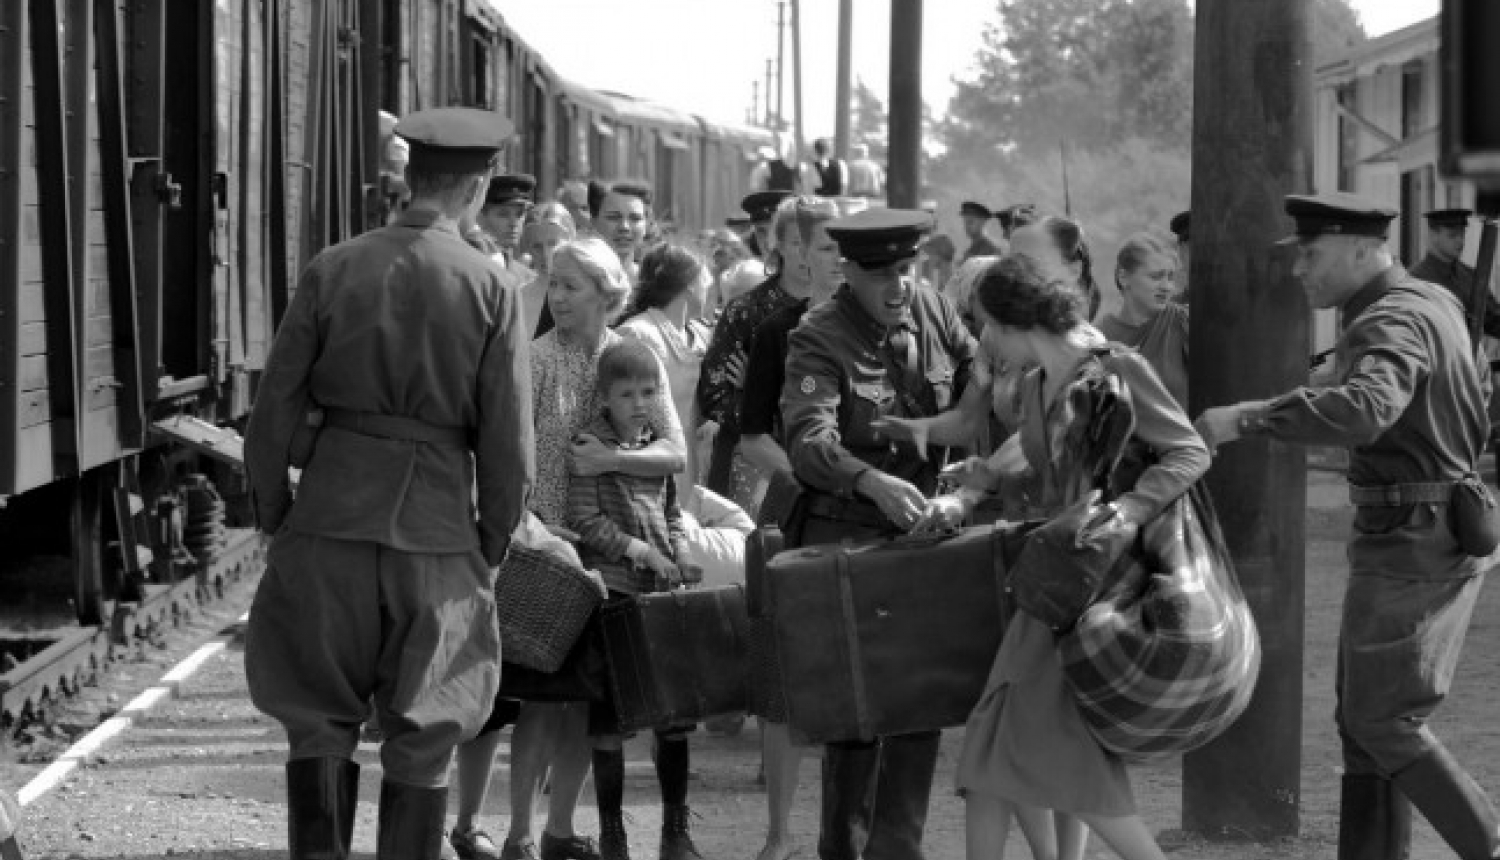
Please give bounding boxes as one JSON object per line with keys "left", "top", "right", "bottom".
{"left": 1057, "top": 483, "right": 1261, "bottom": 762}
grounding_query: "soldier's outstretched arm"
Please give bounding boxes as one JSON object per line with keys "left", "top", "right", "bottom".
{"left": 476, "top": 278, "right": 536, "bottom": 567}
{"left": 1239, "top": 310, "right": 1427, "bottom": 447}
{"left": 244, "top": 264, "right": 324, "bottom": 534}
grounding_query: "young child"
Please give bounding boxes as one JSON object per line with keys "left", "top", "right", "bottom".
{"left": 566, "top": 339, "right": 704, "bottom": 860}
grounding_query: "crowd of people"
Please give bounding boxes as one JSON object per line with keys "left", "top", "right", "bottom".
{"left": 245, "top": 105, "right": 1500, "bottom": 860}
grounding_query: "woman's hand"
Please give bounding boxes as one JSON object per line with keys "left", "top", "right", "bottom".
{"left": 910, "top": 494, "right": 969, "bottom": 534}
{"left": 695, "top": 420, "right": 720, "bottom": 446}
{"left": 870, "top": 415, "right": 933, "bottom": 456}
{"left": 569, "top": 434, "right": 617, "bottom": 476}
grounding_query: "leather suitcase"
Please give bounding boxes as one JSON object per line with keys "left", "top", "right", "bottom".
{"left": 600, "top": 585, "right": 751, "bottom": 733}
{"left": 765, "top": 524, "right": 1027, "bottom": 743}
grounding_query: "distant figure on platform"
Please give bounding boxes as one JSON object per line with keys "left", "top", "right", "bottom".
{"left": 805, "top": 138, "right": 847, "bottom": 197}
{"left": 751, "top": 144, "right": 801, "bottom": 193}
{"left": 558, "top": 180, "right": 593, "bottom": 236}
{"left": 1197, "top": 192, "right": 1500, "bottom": 860}
{"left": 477, "top": 173, "right": 536, "bottom": 289}
{"left": 846, "top": 142, "right": 885, "bottom": 199}
{"left": 244, "top": 107, "right": 532, "bottom": 860}
{"left": 957, "top": 201, "right": 1001, "bottom": 265}
{"left": 1411, "top": 208, "right": 1500, "bottom": 338}
{"left": 743, "top": 190, "right": 793, "bottom": 264}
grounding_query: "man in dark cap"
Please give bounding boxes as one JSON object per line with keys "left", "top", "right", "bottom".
{"left": 1196, "top": 191, "right": 1500, "bottom": 860}
{"left": 780, "top": 208, "right": 977, "bottom": 860}
{"left": 957, "top": 201, "right": 1000, "bottom": 265}
{"left": 244, "top": 106, "right": 534, "bottom": 860}
{"left": 1410, "top": 209, "right": 1500, "bottom": 338}
{"left": 742, "top": 189, "right": 794, "bottom": 261}
{"left": 1169, "top": 210, "right": 1191, "bottom": 295}
{"left": 476, "top": 173, "right": 537, "bottom": 289}
{"left": 995, "top": 202, "right": 1037, "bottom": 242}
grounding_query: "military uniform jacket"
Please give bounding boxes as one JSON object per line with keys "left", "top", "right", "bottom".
{"left": 245, "top": 207, "right": 535, "bottom": 567}
{"left": 1410, "top": 252, "right": 1500, "bottom": 339}
{"left": 1242, "top": 265, "right": 1488, "bottom": 578}
{"left": 781, "top": 286, "right": 977, "bottom": 498}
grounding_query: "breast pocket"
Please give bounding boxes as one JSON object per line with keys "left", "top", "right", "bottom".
{"left": 849, "top": 382, "right": 896, "bottom": 445}
{"left": 925, "top": 365, "right": 954, "bottom": 412}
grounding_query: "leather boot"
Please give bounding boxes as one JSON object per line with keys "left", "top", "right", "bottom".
{"left": 1337, "top": 774, "right": 1411, "bottom": 860}
{"left": 598, "top": 810, "right": 630, "bottom": 860}
{"left": 1392, "top": 747, "right": 1500, "bottom": 860}
{"left": 287, "top": 757, "right": 360, "bottom": 860}
{"left": 659, "top": 804, "right": 704, "bottom": 860}
{"left": 376, "top": 780, "right": 449, "bottom": 860}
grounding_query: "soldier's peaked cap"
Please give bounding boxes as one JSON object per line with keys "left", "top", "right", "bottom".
{"left": 485, "top": 173, "right": 536, "bottom": 206}
{"left": 1277, "top": 192, "right": 1397, "bottom": 245}
{"left": 395, "top": 107, "right": 512, "bottom": 174}
{"left": 1169, "top": 210, "right": 1190, "bottom": 241}
{"left": 959, "top": 201, "right": 994, "bottom": 219}
{"left": 742, "top": 190, "right": 794, "bottom": 223}
{"left": 825, "top": 209, "right": 932, "bottom": 268}
{"left": 1423, "top": 208, "right": 1473, "bottom": 226}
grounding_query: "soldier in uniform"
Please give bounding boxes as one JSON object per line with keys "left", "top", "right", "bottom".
{"left": 1410, "top": 208, "right": 1500, "bottom": 339}
{"left": 957, "top": 202, "right": 1000, "bottom": 266}
{"left": 244, "top": 107, "right": 534, "bottom": 860}
{"left": 744, "top": 190, "right": 795, "bottom": 262}
{"left": 780, "top": 209, "right": 978, "bottom": 860}
{"left": 477, "top": 172, "right": 537, "bottom": 290}
{"left": 1196, "top": 192, "right": 1500, "bottom": 860}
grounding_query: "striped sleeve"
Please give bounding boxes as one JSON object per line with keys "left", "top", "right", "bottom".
{"left": 566, "top": 473, "right": 635, "bottom": 561}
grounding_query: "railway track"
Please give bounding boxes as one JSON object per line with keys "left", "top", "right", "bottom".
{"left": 0, "top": 528, "right": 265, "bottom": 736}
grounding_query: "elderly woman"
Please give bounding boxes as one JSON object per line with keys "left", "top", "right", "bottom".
{"left": 882, "top": 254, "right": 1208, "bottom": 860}
{"left": 519, "top": 202, "right": 577, "bottom": 338}
{"left": 943, "top": 254, "right": 1002, "bottom": 338}
{"left": 616, "top": 243, "right": 714, "bottom": 490}
{"left": 1095, "top": 232, "right": 1189, "bottom": 408}
{"left": 1010, "top": 215, "right": 1102, "bottom": 322}
{"left": 448, "top": 235, "right": 685, "bottom": 860}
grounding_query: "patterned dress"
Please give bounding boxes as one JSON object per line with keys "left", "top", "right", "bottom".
{"left": 696, "top": 274, "right": 799, "bottom": 514}
{"left": 956, "top": 348, "right": 1207, "bottom": 815}
{"left": 529, "top": 330, "right": 683, "bottom": 526}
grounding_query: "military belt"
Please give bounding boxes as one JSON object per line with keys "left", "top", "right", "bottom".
{"left": 1348, "top": 481, "right": 1454, "bottom": 507}
{"left": 804, "top": 491, "right": 894, "bottom": 531}
{"left": 321, "top": 408, "right": 468, "bottom": 447}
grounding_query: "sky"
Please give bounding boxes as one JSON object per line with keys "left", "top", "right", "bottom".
{"left": 492, "top": 0, "right": 1439, "bottom": 144}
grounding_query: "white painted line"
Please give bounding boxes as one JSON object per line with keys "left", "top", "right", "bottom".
{"left": 17, "top": 612, "right": 251, "bottom": 808}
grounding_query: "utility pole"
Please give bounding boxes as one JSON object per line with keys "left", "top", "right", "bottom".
{"left": 792, "top": 0, "right": 805, "bottom": 160}
{"left": 1183, "top": 0, "right": 1310, "bottom": 840}
{"left": 834, "top": 0, "right": 853, "bottom": 158}
{"left": 764, "top": 58, "right": 774, "bottom": 127}
{"left": 775, "top": 0, "right": 786, "bottom": 131}
{"left": 887, "top": 0, "right": 922, "bottom": 208}
{"left": 751, "top": 80, "right": 760, "bottom": 127}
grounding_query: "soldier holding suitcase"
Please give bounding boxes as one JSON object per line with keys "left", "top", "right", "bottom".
{"left": 780, "top": 208, "right": 978, "bottom": 860}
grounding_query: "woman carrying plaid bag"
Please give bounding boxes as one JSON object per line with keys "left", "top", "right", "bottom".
{"left": 882, "top": 253, "right": 1210, "bottom": 860}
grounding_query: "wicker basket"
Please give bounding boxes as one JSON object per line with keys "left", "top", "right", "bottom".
{"left": 494, "top": 543, "right": 603, "bottom": 673}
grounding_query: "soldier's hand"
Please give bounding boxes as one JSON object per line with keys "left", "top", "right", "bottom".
{"left": 856, "top": 470, "right": 928, "bottom": 532}
{"left": 870, "top": 415, "right": 932, "bottom": 457}
{"left": 911, "top": 494, "right": 968, "bottom": 534}
{"left": 583, "top": 568, "right": 609, "bottom": 599}
{"left": 1194, "top": 405, "right": 1244, "bottom": 454}
{"left": 570, "top": 434, "right": 617, "bottom": 476}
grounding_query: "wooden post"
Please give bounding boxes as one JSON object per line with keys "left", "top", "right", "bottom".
{"left": 886, "top": 0, "right": 922, "bottom": 209}
{"left": 1183, "top": 0, "right": 1310, "bottom": 840}
{"left": 791, "top": 0, "right": 804, "bottom": 161}
{"left": 775, "top": 0, "right": 786, "bottom": 131}
{"left": 833, "top": 0, "right": 852, "bottom": 159}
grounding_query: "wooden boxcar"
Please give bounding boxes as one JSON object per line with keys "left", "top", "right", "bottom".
{"left": 0, "top": 0, "right": 764, "bottom": 725}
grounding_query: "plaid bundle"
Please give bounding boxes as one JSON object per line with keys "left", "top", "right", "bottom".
{"left": 1058, "top": 484, "right": 1261, "bottom": 763}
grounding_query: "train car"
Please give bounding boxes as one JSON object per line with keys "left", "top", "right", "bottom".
{"left": 0, "top": 0, "right": 378, "bottom": 726}
{"left": 0, "top": 0, "right": 767, "bottom": 729}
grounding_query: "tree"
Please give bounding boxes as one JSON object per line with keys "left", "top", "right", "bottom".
{"left": 851, "top": 78, "right": 888, "bottom": 163}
